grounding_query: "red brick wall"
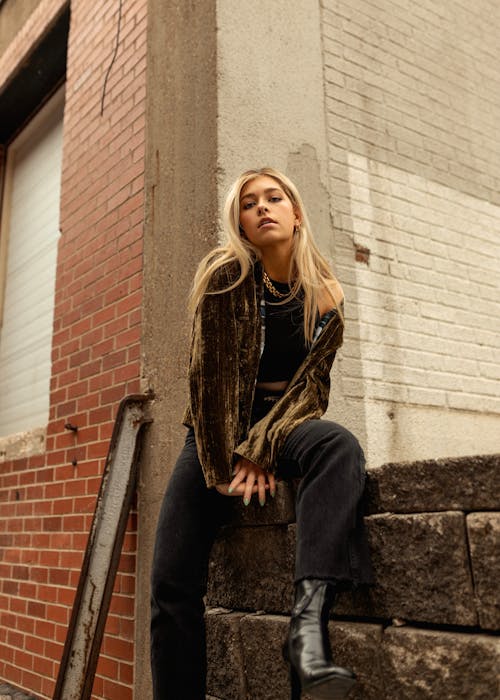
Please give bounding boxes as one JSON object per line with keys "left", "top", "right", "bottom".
{"left": 0, "top": 0, "right": 147, "bottom": 698}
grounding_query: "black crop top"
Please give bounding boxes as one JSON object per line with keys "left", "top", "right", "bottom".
{"left": 257, "top": 279, "right": 309, "bottom": 383}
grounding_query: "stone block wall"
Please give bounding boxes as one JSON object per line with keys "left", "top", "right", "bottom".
{"left": 206, "top": 454, "right": 500, "bottom": 699}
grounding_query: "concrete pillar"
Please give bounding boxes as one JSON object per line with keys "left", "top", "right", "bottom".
{"left": 135, "top": 1, "right": 218, "bottom": 696}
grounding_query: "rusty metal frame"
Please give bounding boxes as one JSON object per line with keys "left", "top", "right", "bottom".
{"left": 53, "top": 394, "right": 152, "bottom": 700}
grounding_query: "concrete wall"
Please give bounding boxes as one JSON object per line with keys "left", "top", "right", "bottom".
{"left": 216, "top": 0, "right": 333, "bottom": 259}
{"left": 135, "top": 1, "right": 219, "bottom": 698}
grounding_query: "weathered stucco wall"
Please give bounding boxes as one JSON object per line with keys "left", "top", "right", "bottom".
{"left": 215, "top": 0, "right": 334, "bottom": 258}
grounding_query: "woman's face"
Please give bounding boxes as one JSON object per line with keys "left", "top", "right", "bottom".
{"left": 238, "top": 175, "right": 300, "bottom": 254}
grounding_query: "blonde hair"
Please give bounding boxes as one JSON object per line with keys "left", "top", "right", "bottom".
{"left": 189, "top": 167, "right": 343, "bottom": 343}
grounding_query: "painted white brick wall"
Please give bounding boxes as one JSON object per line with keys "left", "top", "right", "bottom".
{"left": 321, "top": 0, "right": 500, "bottom": 424}
{"left": 341, "top": 154, "right": 500, "bottom": 414}
{"left": 322, "top": 0, "right": 500, "bottom": 205}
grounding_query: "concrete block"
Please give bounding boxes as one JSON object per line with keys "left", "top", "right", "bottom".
{"left": 341, "top": 511, "right": 477, "bottom": 626}
{"left": 239, "top": 614, "right": 289, "bottom": 700}
{"left": 209, "top": 512, "right": 477, "bottom": 627}
{"left": 329, "top": 621, "right": 385, "bottom": 700}
{"left": 205, "top": 609, "right": 247, "bottom": 699}
{"left": 466, "top": 512, "right": 500, "bottom": 630}
{"left": 366, "top": 453, "right": 500, "bottom": 514}
{"left": 238, "top": 614, "right": 385, "bottom": 700}
{"left": 207, "top": 525, "right": 295, "bottom": 612}
{"left": 227, "top": 480, "right": 297, "bottom": 526}
{"left": 382, "top": 626, "right": 500, "bottom": 699}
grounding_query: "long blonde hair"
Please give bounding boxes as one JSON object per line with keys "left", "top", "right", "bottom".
{"left": 189, "top": 167, "right": 343, "bottom": 343}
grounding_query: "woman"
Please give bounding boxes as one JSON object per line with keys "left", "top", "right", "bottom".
{"left": 150, "top": 167, "right": 373, "bottom": 699}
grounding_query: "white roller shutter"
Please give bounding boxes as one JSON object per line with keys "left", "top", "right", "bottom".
{"left": 0, "top": 90, "right": 64, "bottom": 436}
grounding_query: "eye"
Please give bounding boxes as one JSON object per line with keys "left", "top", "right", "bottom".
{"left": 270, "top": 196, "right": 282, "bottom": 202}
{"left": 242, "top": 201, "right": 255, "bottom": 210}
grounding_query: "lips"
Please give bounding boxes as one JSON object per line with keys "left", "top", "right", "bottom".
{"left": 258, "top": 218, "right": 277, "bottom": 228}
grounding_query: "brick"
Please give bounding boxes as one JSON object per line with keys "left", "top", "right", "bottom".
{"left": 101, "top": 679, "right": 133, "bottom": 700}
{"left": 18, "top": 582, "right": 36, "bottom": 598}
{"left": 33, "top": 655, "right": 54, "bottom": 678}
{"left": 113, "top": 364, "right": 140, "bottom": 383}
{"left": 17, "top": 616, "right": 35, "bottom": 635}
{"left": 48, "top": 568, "right": 70, "bottom": 586}
{"left": 108, "top": 593, "right": 135, "bottom": 617}
{"left": 25, "top": 635, "right": 44, "bottom": 655}
{"left": 102, "top": 635, "right": 134, "bottom": 661}
{"left": 87, "top": 441, "right": 108, "bottom": 459}
{"left": 56, "top": 586, "right": 75, "bottom": 607}
{"left": 96, "top": 654, "right": 119, "bottom": 680}
{"left": 118, "top": 661, "right": 134, "bottom": 685}
{"left": 29, "top": 567, "right": 48, "bottom": 584}
{"left": 44, "top": 640, "right": 63, "bottom": 662}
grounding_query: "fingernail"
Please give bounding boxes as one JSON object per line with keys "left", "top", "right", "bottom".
{"left": 228, "top": 486, "right": 233, "bottom": 494}
{"left": 259, "top": 498, "right": 265, "bottom": 507}
{"left": 243, "top": 497, "right": 250, "bottom": 506}
{"left": 270, "top": 490, "right": 276, "bottom": 498}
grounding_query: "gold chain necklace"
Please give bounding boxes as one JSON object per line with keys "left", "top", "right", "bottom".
{"left": 263, "top": 270, "right": 290, "bottom": 298}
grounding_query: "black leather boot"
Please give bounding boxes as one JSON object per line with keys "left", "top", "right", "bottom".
{"left": 283, "top": 580, "right": 356, "bottom": 700}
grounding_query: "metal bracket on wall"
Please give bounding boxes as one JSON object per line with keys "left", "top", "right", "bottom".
{"left": 53, "top": 394, "right": 152, "bottom": 700}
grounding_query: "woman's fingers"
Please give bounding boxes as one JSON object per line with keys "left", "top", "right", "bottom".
{"left": 243, "top": 469, "right": 256, "bottom": 506}
{"left": 228, "top": 462, "right": 247, "bottom": 493}
{"left": 257, "top": 472, "right": 267, "bottom": 506}
{"left": 268, "top": 472, "right": 276, "bottom": 498}
{"left": 225, "top": 458, "right": 276, "bottom": 505}
{"left": 216, "top": 481, "right": 259, "bottom": 497}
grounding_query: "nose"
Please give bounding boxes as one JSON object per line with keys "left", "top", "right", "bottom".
{"left": 257, "top": 201, "right": 269, "bottom": 214}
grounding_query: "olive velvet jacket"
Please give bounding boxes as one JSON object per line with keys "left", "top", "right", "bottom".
{"left": 182, "top": 260, "right": 344, "bottom": 488}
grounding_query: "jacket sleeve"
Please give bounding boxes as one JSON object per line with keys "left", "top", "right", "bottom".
{"left": 186, "top": 268, "right": 240, "bottom": 488}
{"left": 234, "top": 316, "right": 344, "bottom": 471}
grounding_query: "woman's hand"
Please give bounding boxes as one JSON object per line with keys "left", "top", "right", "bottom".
{"left": 215, "top": 457, "right": 276, "bottom": 506}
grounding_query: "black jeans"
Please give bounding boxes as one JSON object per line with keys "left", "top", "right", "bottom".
{"left": 150, "top": 418, "right": 372, "bottom": 699}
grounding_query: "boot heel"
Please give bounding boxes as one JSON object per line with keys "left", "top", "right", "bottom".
{"left": 289, "top": 663, "right": 301, "bottom": 700}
